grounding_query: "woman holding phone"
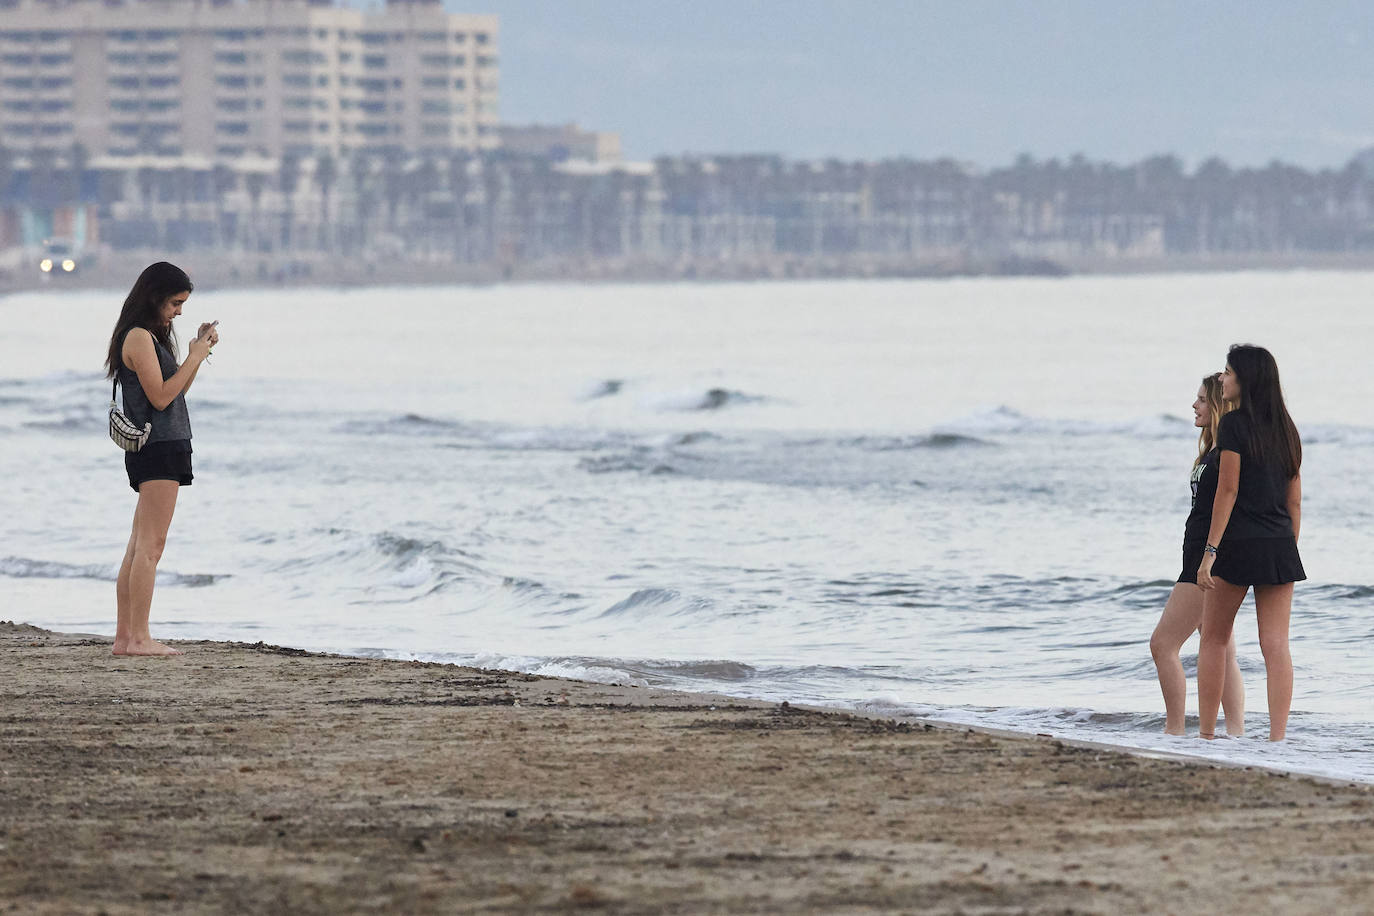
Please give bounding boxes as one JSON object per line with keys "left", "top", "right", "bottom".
{"left": 103, "top": 262, "right": 219, "bottom": 656}
{"left": 1150, "top": 373, "right": 1244, "bottom": 736}
{"left": 1196, "top": 344, "right": 1304, "bottom": 741}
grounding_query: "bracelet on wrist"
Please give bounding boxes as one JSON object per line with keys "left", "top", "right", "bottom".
{"left": 1204, "top": 544, "right": 1218, "bottom": 556}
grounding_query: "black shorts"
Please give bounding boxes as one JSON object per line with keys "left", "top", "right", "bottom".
{"left": 125, "top": 439, "right": 193, "bottom": 492}
{"left": 1177, "top": 539, "right": 1205, "bottom": 585}
{"left": 1211, "top": 536, "right": 1305, "bottom": 587}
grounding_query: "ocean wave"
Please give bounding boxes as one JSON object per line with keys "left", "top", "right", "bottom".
{"left": 934, "top": 405, "right": 1193, "bottom": 440}
{"left": 0, "top": 555, "right": 222, "bottom": 587}
{"left": 578, "top": 452, "right": 681, "bottom": 475}
{"left": 597, "top": 587, "right": 716, "bottom": 619}
{"left": 337, "top": 413, "right": 470, "bottom": 437}
{"left": 643, "top": 387, "right": 769, "bottom": 412}
{"left": 845, "top": 432, "right": 991, "bottom": 450}
{"left": 581, "top": 378, "right": 625, "bottom": 400}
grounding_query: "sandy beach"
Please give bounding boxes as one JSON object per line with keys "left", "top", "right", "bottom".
{"left": 3, "top": 622, "right": 1372, "bottom": 914}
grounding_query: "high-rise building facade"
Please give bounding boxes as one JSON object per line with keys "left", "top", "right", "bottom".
{"left": 0, "top": 0, "right": 499, "bottom": 159}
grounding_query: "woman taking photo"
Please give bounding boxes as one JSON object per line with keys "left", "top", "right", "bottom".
{"left": 1150, "top": 373, "right": 1244, "bottom": 737}
{"left": 1197, "top": 344, "right": 1304, "bottom": 741}
{"left": 104, "top": 262, "right": 219, "bottom": 656}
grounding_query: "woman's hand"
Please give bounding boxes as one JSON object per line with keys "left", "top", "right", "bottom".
{"left": 189, "top": 334, "right": 213, "bottom": 361}
{"left": 1197, "top": 554, "right": 1216, "bottom": 591}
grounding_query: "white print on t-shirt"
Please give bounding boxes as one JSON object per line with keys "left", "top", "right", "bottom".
{"left": 1190, "top": 459, "right": 1208, "bottom": 507}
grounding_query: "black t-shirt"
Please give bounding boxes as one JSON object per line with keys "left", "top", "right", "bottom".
{"left": 1216, "top": 410, "right": 1296, "bottom": 540}
{"left": 1183, "top": 448, "right": 1218, "bottom": 543}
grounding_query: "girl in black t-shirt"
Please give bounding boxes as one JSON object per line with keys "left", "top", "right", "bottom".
{"left": 1149, "top": 374, "right": 1244, "bottom": 736}
{"left": 1196, "top": 345, "right": 1304, "bottom": 742}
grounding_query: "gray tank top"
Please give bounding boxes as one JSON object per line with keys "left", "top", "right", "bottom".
{"left": 118, "top": 330, "right": 192, "bottom": 443}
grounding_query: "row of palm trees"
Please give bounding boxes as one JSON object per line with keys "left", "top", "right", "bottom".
{"left": 4, "top": 144, "right": 1374, "bottom": 259}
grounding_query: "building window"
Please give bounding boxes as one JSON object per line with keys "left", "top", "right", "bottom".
{"left": 216, "top": 98, "right": 248, "bottom": 112}
{"left": 283, "top": 74, "right": 310, "bottom": 88}
{"left": 476, "top": 33, "right": 490, "bottom": 44}
{"left": 421, "top": 76, "right": 447, "bottom": 88}
{"left": 109, "top": 52, "right": 140, "bottom": 66}
{"left": 145, "top": 52, "right": 177, "bottom": 65}
{"left": 476, "top": 55, "right": 496, "bottom": 68}
{"left": 451, "top": 33, "right": 466, "bottom": 43}
{"left": 0, "top": 54, "right": 33, "bottom": 66}
{"left": 216, "top": 121, "right": 250, "bottom": 136}
{"left": 421, "top": 100, "right": 449, "bottom": 114}
{"left": 110, "top": 76, "right": 140, "bottom": 89}
{"left": 284, "top": 120, "right": 309, "bottom": 133}
{"left": 453, "top": 78, "right": 465, "bottom": 90}
{"left": 147, "top": 76, "right": 177, "bottom": 88}
{"left": 216, "top": 75, "right": 248, "bottom": 89}
{"left": 363, "top": 54, "right": 386, "bottom": 69}
{"left": 215, "top": 52, "right": 247, "bottom": 65}
{"left": 422, "top": 123, "right": 448, "bottom": 137}
{"left": 1, "top": 100, "right": 32, "bottom": 112}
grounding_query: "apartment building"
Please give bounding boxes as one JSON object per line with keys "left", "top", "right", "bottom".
{"left": 0, "top": 0, "right": 499, "bottom": 159}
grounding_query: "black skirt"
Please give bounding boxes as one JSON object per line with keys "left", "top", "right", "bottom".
{"left": 125, "top": 439, "right": 193, "bottom": 492}
{"left": 1177, "top": 539, "right": 1205, "bottom": 585}
{"left": 1211, "top": 536, "right": 1305, "bottom": 587}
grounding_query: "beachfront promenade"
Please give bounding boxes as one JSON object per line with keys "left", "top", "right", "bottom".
{"left": 3, "top": 622, "right": 1372, "bottom": 913}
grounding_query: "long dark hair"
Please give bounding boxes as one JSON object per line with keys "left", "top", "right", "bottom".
{"left": 1227, "top": 343, "right": 1301, "bottom": 478}
{"left": 104, "top": 262, "right": 193, "bottom": 378}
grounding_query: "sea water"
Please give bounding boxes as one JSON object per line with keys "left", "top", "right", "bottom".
{"left": 3, "top": 271, "right": 1372, "bottom": 783}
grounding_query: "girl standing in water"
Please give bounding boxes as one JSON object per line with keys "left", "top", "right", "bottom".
{"left": 1197, "top": 345, "right": 1304, "bottom": 741}
{"left": 1150, "top": 374, "right": 1244, "bottom": 736}
{"left": 104, "top": 262, "right": 219, "bottom": 656}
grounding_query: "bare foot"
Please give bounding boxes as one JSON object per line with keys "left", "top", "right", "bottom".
{"left": 113, "top": 639, "right": 183, "bottom": 657}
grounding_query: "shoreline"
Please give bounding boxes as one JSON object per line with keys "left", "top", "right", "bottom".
{"left": 5, "top": 623, "right": 1373, "bottom": 913}
{"left": 8, "top": 249, "right": 1374, "bottom": 297}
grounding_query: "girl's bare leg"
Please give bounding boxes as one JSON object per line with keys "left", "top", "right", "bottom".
{"left": 1254, "top": 582, "right": 1294, "bottom": 741}
{"left": 1150, "top": 583, "right": 1203, "bottom": 735}
{"left": 114, "top": 479, "right": 183, "bottom": 657}
{"left": 1221, "top": 634, "right": 1245, "bottom": 737}
{"left": 1198, "top": 579, "right": 1247, "bottom": 738}
{"left": 113, "top": 500, "right": 141, "bottom": 654}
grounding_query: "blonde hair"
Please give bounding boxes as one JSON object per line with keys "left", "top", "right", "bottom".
{"left": 1196, "top": 373, "right": 1234, "bottom": 466}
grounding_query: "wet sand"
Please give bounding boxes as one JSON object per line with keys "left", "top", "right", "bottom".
{"left": 3, "top": 622, "right": 1373, "bottom": 914}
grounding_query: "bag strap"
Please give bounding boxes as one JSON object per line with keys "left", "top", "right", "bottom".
{"left": 111, "top": 376, "right": 119, "bottom": 402}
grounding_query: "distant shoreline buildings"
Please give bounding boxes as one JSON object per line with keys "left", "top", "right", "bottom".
{"left": 2, "top": 1, "right": 1374, "bottom": 283}
{"left": 0, "top": 0, "right": 499, "bottom": 160}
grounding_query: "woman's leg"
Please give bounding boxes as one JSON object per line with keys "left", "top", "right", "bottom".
{"left": 1150, "top": 583, "right": 1203, "bottom": 735}
{"left": 113, "top": 499, "right": 142, "bottom": 654}
{"left": 1221, "top": 632, "right": 1245, "bottom": 737}
{"left": 116, "top": 479, "right": 182, "bottom": 656}
{"left": 1254, "top": 582, "right": 1294, "bottom": 741}
{"left": 1198, "top": 578, "right": 1247, "bottom": 738}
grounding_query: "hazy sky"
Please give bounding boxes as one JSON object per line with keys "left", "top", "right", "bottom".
{"left": 443, "top": 0, "right": 1374, "bottom": 169}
